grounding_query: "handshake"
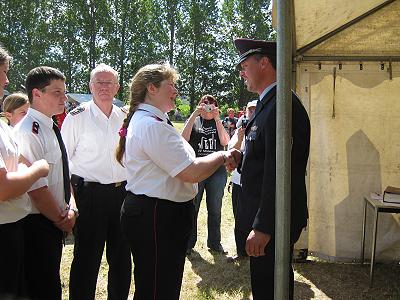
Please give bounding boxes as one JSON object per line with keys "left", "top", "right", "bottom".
{"left": 220, "top": 149, "right": 242, "bottom": 172}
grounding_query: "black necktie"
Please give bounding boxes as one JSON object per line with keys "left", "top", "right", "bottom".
{"left": 167, "top": 118, "right": 174, "bottom": 127}
{"left": 53, "top": 123, "right": 71, "bottom": 204}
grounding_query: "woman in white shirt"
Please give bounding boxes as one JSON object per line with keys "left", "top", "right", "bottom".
{"left": 0, "top": 46, "right": 49, "bottom": 298}
{"left": 115, "top": 63, "right": 240, "bottom": 300}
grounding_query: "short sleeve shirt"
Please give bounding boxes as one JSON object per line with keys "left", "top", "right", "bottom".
{"left": 61, "top": 100, "right": 127, "bottom": 183}
{"left": 14, "top": 108, "right": 65, "bottom": 213}
{"left": 125, "top": 103, "right": 197, "bottom": 202}
{"left": 0, "top": 120, "right": 31, "bottom": 223}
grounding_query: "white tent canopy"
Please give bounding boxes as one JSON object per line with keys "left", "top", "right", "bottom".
{"left": 274, "top": 0, "right": 400, "bottom": 261}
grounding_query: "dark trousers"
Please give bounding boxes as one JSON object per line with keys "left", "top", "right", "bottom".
{"left": 0, "top": 218, "right": 25, "bottom": 298}
{"left": 24, "top": 214, "right": 63, "bottom": 300}
{"left": 231, "top": 183, "right": 248, "bottom": 256}
{"left": 121, "top": 193, "right": 194, "bottom": 300}
{"left": 69, "top": 182, "right": 132, "bottom": 300}
{"left": 188, "top": 166, "right": 227, "bottom": 249}
{"left": 250, "top": 229, "right": 302, "bottom": 300}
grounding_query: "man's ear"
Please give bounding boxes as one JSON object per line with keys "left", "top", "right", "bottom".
{"left": 32, "top": 88, "right": 42, "bottom": 100}
{"left": 260, "top": 56, "right": 270, "bottom": 70}
{"left": 89, "top": 82, "right": 94, "bottom": 94}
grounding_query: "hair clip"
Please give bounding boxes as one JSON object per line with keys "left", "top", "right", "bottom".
{"left": 119, "top": 127, "right": 127, "bottom": 137}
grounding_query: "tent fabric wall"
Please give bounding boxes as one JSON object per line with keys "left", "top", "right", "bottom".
{"left": 296, "top": 62, "right": 400, "bottom": 261}
{"left": 305, "top": 0, "right": 400, "bottom": 56}
{"left": 272, "top": 0, "right": 387, "bottom": 50}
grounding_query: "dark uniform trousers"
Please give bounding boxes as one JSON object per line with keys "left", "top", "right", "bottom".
{"left": 231, "top": 183, "right": 249, "bottom": 256}
{"left": 250, "top": 229, "right": 302, "bottom": 300}
{"left": 69, "top": 181, "right": 132, "bottom": 300}
{"left": 24, "top": 214, "right": 63, "bottom": 300}
{"left": 0, "top": 218, "right": 26, "bottom": 298}
{"left": 121, "top": 193, "right": 194, "bottom": 300}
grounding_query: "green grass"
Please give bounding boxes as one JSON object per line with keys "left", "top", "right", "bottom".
{"left": 173, "top": 120, "right": 185, "bottom": 132}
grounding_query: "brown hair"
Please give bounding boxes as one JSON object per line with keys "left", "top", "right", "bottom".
{"left": 25, "top": 66, "right": 65, "bottom": 103}
{"left": 2, "top": 93, "right": 29, "bottom": 125}
{"left": 2, "top": 92, "right": 29, "bottom": 113}
{"left": 0, "top": 45, "right": 12, "bottom": 66}
{"left": 115, "top": 63, "right": 179, "bottom": 165}
{"left": 197, "top": 94, "right": 218, "bottom": 107}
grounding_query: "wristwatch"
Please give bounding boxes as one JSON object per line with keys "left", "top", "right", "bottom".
{"left": 69, "top": 207, "right": 79, "bottom": 218}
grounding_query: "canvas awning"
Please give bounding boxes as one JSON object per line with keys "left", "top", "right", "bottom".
{"left": 273, "top": 0, "right": 399, "bottom": 58}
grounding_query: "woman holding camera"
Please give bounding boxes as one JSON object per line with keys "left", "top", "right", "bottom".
{"left": 182, "top": 95, "right": 230, "bottom": 254}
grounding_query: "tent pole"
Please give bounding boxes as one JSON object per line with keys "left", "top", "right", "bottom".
{"left": 275, "top": 0, "right": 293, "bottom": 299}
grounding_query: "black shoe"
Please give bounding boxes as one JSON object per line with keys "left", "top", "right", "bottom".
{"left": 208, "top": 245, "right": 227, "bottom": 254}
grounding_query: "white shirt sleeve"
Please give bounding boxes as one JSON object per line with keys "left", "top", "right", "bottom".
{"left": 14, "top": 130, "right": 48, "bottom": 191}
{"left": 141, "top": 122, "right": 194, "bottom": 177}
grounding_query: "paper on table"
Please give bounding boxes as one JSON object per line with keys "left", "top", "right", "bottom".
{"left": 370, "top": 192, "right": 383, "bottom": 201}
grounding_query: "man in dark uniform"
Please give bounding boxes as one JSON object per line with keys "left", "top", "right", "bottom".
{"left": 234, "top": 38, "right": 310, "bottom": 300}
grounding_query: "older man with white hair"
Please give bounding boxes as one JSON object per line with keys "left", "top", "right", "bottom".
{"left": 62, "top": 64, "right": 131, "bottom": 300}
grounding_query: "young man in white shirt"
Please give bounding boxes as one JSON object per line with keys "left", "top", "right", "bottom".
{"left": 14, "top": 66, "right": 77, "bottom": 300}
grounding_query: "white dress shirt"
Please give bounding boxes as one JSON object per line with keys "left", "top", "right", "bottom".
{"left": 259, "top": 82, "right": 277, "bottom": 101}
{"left": 0, "top": 120, "right": 31, "bottom": 224}
{"left": 14, "top": 108, "right": 65, "bottom": 213}
{"left": 125, "top": 103, "right": 197, "bottom": 202}
{"left": 61, "top": 100, "right": 127, "bottom": 184}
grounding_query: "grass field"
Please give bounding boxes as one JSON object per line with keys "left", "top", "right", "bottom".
{"left": 59, "top": 121, "right": 400, "bottom": 299}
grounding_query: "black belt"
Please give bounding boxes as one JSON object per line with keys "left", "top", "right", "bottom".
{"left": 83, "top": 181, "right": 126, "bottom": 188}
{"left": 71, "top": 174, "right": 126, "bottom": 189}
{"left": 126, "top": 192, "right": 193, "bottom": 206}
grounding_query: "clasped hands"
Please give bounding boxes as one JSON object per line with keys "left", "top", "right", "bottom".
{"left": 221, "top": 149, "right": 241, "bottom": 172}
{"left": 54, "top": 206, "right": 76, "bottom": 233}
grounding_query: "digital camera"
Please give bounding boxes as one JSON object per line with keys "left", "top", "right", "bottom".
{"left": 204, "top": 104, "right": 213, "bottom": 112}
{"left": 242, "top": 118, "right": 249, "bottom": 129}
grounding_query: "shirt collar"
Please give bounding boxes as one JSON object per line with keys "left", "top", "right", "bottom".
{"left": 89, "top": 99, "right": 118, "bottom": 118}
{"left": 28, "top": 108, "right": 54, "bottom": 129}
{"left": 259, "top": 82, "right": 277, "bottom": 101}
{"left": 138, "top": 103, "right": 168, "bottom": 122}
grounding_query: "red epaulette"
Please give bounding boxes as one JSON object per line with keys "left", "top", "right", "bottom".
{"left": 32, "top": 121, "right": 39, "bottom": 134}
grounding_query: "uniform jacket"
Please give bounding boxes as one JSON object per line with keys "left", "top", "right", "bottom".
{"left": 239, "top": 85, "right": 310, "bottom": 239}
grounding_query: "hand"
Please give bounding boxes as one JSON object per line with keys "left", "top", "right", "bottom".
{"left": 222, "top": 149, "right": 241, "bottom": 172}
{"left": 19, "top": 154, "right": 31, "bottom": 166}
{"left": 54, "top": 209, "right": 76, "bottom": 233}
{"left": 32, "top": 159, "right": 50, "bottom": 178}
{"left": 194, "top": 104, "right": 204, "bottom": 117}
{"left": 212, "top": 106, "right": 220, "bottom": 120}
{"left": 246, "top": 230, "right": 271, "bottom": 257}
{"left": 237, "top": 127, "right": 245, "bottom": 141}
{"left": 18, "top": 162, "right": 29, "bottom": 172}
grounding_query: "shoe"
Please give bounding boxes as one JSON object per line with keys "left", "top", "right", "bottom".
{"left": 186, "top": 248, "right": 193, "bottom": 256}
{"left": 226, "top": 254, "right": 248, "bottom": 263}
{"left": 208, "top": 245, "right": 227, "bottom": 254}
